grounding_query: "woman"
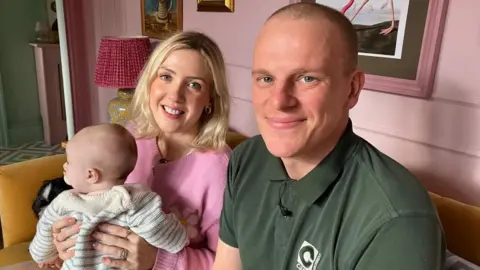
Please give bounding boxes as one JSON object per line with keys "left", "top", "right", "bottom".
{"left": 51, "top": 31, "right": 231, "bottom": 270}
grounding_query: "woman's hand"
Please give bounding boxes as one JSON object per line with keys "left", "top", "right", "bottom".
{"left": 92, "top": 223, "right": 157, "bottom": 270}
{"left": 52, "top": 217, "right": 80, "bottom": 262}
{"left": 38, "top": 257, "right": 63, "bottom": 269}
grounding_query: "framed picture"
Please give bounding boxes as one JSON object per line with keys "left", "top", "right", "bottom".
{"left": 291, "top": 0, "right": 449, "bottom": 98}
{"left": 197, "top": 0, "right": 234, "bottom": 12}
{"left": 141, "top": 0, "right": 183, "bottom": 40}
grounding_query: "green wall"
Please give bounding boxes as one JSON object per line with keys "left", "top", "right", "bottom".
{"left": 0, "top": 0, "right": 46, "bottom": 146}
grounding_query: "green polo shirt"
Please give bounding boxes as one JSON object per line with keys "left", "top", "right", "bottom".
{"left": 219, "top": 121, "right": 445, "bottom": 270}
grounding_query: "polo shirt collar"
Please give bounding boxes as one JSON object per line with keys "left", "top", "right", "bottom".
{"left": 262, "top": 119, "right": 359, "bottom": 206}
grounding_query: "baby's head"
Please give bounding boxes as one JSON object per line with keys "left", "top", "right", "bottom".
{"left": 62, "top": 123, "right": 137, "bottom": 193}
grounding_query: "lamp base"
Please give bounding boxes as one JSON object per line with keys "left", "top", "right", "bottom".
{"left": 108, "top": 88, "right": 135, "bottom": 125}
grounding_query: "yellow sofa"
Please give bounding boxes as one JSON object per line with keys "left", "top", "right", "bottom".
{"left": 0, "top": 131, "right": 479, "bottom": 267}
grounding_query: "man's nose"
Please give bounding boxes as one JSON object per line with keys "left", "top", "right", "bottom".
{"left": 271, "top": 81, "right": 297, "bottom": 110}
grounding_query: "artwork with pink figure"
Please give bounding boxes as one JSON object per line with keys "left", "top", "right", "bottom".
{"left": 316, "top": 0, "right": 410, "bottom": 59}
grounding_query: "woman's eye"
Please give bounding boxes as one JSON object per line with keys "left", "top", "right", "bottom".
{"left": 159, "top": 74, "right": 172, "bottom": 81}
{"left": 188, "top": 81, "right": 202, "bottom": 90}
{"left": 299, "top": 76, "right": 316, "bottom": 83}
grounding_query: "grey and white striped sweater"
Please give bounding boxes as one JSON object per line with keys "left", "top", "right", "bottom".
{"left": 29, "top": 184, "right": 188, "bottom": 269}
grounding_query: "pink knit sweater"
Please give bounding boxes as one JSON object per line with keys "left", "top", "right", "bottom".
{"left": 125, "top": 136, "right": 230, "bottom": 270}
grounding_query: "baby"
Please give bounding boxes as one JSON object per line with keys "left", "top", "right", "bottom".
{"left": 29, "top": 123, "right": 188, "bottom": 269}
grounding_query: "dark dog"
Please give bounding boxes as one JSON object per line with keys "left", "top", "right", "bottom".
{"left": 32, "top": 177, "right": 72, "bottom": 219}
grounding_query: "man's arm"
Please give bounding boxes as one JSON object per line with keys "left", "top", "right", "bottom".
{"left": 212, "top": 239, "right": 242, "bottom": 270}
{"left": 353, "top": 216, "right": 446, "bottom": 270}
{"left": 213, "top": 149, "right": 242, "bottom": 270}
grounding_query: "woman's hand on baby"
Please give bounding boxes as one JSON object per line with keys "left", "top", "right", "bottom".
{"left": 92, "top": 223, "right": 157, "bottom": 270}
{"left": 52, "top": 217, "right": 80, "bottom": 261}
{"left": 38, "top": 257, "right": 63, "bottom": 269}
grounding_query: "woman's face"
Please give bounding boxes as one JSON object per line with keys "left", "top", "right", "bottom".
{"left": 149, "top": 49, "right": 212, "bottom": 136}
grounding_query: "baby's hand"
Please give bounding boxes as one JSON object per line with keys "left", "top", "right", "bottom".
{"left": 52, "top": 257, "right": 63, "bottom": 268}
{"left": 38, "top": 263, "right": 55, "bottom": 268}
{"left": 38, "top": 257, "right": 63, "bottom": 269}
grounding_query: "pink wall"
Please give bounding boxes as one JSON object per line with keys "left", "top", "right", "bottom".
{"left": 70, "top": 0, "right": 480, "bottom": 205}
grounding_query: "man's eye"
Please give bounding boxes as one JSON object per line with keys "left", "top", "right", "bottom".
{"left": 258, "top": 76, "right": 273, "bottom": 83}
{"left": 299, "top": 76, "right": 316, "bottom": 83}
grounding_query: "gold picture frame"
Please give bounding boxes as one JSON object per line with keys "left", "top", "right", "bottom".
{"left": 197, "top": 0, "right": 234, "bottom": 12}
{"left": 141, "top": 0, "right": 183, "bottom": 40}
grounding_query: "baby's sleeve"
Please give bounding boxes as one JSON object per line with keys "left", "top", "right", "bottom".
{"left": 128, "top": 191, "right": 188, "bottom": 253}
{"left": 29, "top": 199, "right": 62, "bottom": 263}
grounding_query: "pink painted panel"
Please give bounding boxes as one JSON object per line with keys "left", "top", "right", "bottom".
{"left": 227, "top": 64, "right": 252, "bottom": 101}
{"left": 229, "top": 98, "right": 259, "bottom": 136}
{"left": 432, "top": 0, "right": 480, "bottom": 105}
{"left": 183, "top": 0, "right": 290, "bottom": 67}
{"left": 356, "top": 127, "right": 480, "bottom": 206}
{"left": 351, "top": 90, "right": 480, "bottom": 157}
{"left": 125, "top": 0, "right": 142, "bottom": 35}
{"left": 81, "top": 0, "right": 101, "bottom": 125}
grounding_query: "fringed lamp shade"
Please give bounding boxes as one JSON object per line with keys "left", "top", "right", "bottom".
{"left": 94, "top": 36, "right": 151, "bottom": 125}
{"left": 94, "top": 36, "right": 151, "bottom": 88}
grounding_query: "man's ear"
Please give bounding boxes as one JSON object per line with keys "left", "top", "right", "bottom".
{"left": 347, "top": 69, "right": 365, "bottom": 109}
{"left": 86, "top": 168, "right": 100, "bottom": 184}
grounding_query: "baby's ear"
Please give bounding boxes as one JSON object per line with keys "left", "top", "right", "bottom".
{"left": 86, "top": 168, "right": 100, "bottom": 184}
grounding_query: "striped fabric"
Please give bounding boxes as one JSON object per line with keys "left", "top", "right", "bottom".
{"left": 29, "top": 184, "right": 188, "bottom": 269}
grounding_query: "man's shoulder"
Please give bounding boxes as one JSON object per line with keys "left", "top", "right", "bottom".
{"left": 231, "top": 134, "right": 267, "bottom": 159}
{"left": 227, "top": 134, "right": 270, "bottom": 185}
{"left": 351, "top": 139, "right": 437, "bottom": 218}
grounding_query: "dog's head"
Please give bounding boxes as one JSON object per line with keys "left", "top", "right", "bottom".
{"left": 32, "top": 177, "right": 72, "bottom": 218}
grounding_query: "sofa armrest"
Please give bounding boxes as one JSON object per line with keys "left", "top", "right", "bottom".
{"left": 226, "top": 131, "right": 248, "bottom": 149}
{"left": 0, "top": 154, "right": 66, "bottom": 248}
{"left": 430, "top": 192, "right": 480, "bottom": 265}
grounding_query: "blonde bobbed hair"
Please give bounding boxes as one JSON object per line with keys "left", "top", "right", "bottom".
{"left": 129, "top": 31, "right": 230, "bottom": 151}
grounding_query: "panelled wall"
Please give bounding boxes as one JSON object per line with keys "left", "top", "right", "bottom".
{"left": 70, "top": 0, "right": 480, "bottom": 205}
{"left": 0, "top": 0, "right": 46, "bottom": 145}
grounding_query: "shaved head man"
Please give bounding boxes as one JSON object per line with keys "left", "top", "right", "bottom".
{"left": 214, "top": 3, "right": 445, "bottom": 270}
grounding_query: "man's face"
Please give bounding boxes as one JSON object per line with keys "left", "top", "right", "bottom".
{"left": 251, "top": 17, "right": 364, "bottom": 160}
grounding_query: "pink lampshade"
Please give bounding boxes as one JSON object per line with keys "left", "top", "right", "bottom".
{"left": 94, "top": 36, "right": 151, "bottom": 89}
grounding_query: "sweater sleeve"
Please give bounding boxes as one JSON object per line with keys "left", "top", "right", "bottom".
{"left": 29, "top": 200, "right": 62, "bottom": 263}
{"left": 152, "top": 151, "right": 230, "bottom": 270}
{"left": 129, "top": 191, "right": 188, "bottom": 253}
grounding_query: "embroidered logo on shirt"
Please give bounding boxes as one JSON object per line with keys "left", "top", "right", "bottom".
{"left": 296, "top": 240, "right": 321, "bottom": 270}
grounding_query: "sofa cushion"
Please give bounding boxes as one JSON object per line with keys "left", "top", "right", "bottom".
{"left": 0, "top": 242, "right": 32, "bottom": 267}
{"left": 0, "top": 154, "right": 66, "bottom": 248}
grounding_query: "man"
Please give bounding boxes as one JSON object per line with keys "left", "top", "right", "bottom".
{"left": 213, "top": 2, "right": 445, "bottom": 270}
